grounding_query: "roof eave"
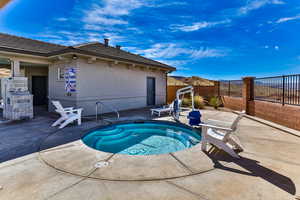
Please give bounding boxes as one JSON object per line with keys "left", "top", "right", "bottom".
{"left": 0, "top": 46, "right": 47, "bottom": 57}
{"left": 48, "top": 48, "right": 176, "bottom": 71}
{"left": 0, "top": 46, "right": 176, "bottom": 72}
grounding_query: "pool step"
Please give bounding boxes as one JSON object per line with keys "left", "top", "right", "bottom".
{"left": 100, "top": 130, "right": 133, "bottom": 141}
{"left": 91, "top": 127, "right": 124, "bottom": 136}
{"left": 83, "top": 128, "right": 125, "bottom": 143}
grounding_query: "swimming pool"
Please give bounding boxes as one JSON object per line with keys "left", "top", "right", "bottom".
{"left": 82, "top": 121, "right": 201, "bottom": 155}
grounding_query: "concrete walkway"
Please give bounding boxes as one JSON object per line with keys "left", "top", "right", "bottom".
{"left": 0, "top": 109, "right": 99, "bottom": 163}
{"left": 0, "top": 109, "right": 300, "bottom": 200}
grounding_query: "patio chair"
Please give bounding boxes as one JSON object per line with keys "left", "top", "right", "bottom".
{"left": 150, "top": 100, "right": 182, "bottom": 117}
{"left": 0, "top": 99, "right": 3, "bottom": 109}
{"left": 200, "top": 111, "right": 246, "bottom": 158}
{"left": 51, "top": 101, "right": 83, "bottom": 129}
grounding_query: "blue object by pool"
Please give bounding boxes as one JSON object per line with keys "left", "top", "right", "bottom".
{"left": 188, "top": 110, "right": 202, "bottom": 126}
{"left": 173, "top": 99, "right": 179, "bottom": 113}
{"left": 82, "top": 121, "right": 201, "bottom": 155}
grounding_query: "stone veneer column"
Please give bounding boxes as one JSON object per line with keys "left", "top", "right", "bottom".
{"left": 242, "top": 77, "right": 254, "bottom": 114}
{"left": 10, "top": 59, "right": 21, "bottom": 77}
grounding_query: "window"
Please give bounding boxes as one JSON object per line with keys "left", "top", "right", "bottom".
{"left": 57, "top": 67, "right": 65, "bottom": 81}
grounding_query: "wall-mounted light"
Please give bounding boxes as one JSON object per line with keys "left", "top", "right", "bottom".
{"left": 72, "top": 54, "right": 78, "bottom": 60}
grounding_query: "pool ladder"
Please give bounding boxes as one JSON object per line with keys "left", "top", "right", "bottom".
{"left": 95, "top": 101, "right": 120, "bottom": 123}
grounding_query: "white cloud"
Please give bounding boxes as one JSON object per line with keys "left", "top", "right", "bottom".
{"left": 239, "top": 0, "right": 285, "bottom": 15}
{"left": 82, "top": 0, "right": 189, "bottom": 30}
{"left": 102, "top": 33, "right": 124, "bottom": 44}
{"left": 55, "top": 17, "right": 68, "bottom": 21}
{"left": 42, "top": 31, "right": 103, "bottom": 46}
{"left": 190, "top": 48, "right": 226, "bottom": 59}
{"left": 83, "top": 0, "right": 143, "bottom": 26}
{"left": 157, "top": 60, "right": 190, "bottom": 68}
{"left": 272, "top": 0, "right": 285, "bottom": 4}
{"left": 175, "top": 66, "right": 191, "bottom": 70}
{"left": 84, "top": 16, "right": 128, "bottom": 25}
{"left": 126, "top": 27, "right": 144, "bottom": 34}
{"left": 276, "top": 14, "right": 300, "bottom": 23}
{"left": 90, "top": 0, "right": 142, "bottom": 17}
{"left": 263, "top": 45, "right": 280, "bottom": 50}
{"left": 48, "top": 39, "right": 84, "bottom": 46}
{"left": 171, "top": 20, "right": 231, "bottom": 32}
{"left": 132, "top": 43, "right": 228, "bottom": 60}
{"left": 84, "top": 24, "right": 103, "bottom": 31}
{"left": 142, "top": 43, "right": 187, "bottom": 58}
{"left": 147, "top": 1, "right": 188, "bottom": 8}
{"left": 37, "top": 34, "right": 62, "bottom": 39}
{"left": 86, "top": 32, "right": 101, "bottom": 42}
{"left": 58, "top": 31, "right": 75, "bottom": 36}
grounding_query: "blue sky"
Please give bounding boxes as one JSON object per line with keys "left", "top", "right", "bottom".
{"left": 0, "top": 0, "right": 300, "bottom": 80}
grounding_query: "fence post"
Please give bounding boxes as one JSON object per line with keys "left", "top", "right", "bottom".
{"left": 282, "top": 75, "right": 285, "bottom": 106}
{"left": 242, "top": 77, "right": 255, "bottom": 115}
{"left": 228, "top": 81, "right": 231, "bottom": 96}
{"left": 214, "top": 81, "right": 220, "bottom": 97}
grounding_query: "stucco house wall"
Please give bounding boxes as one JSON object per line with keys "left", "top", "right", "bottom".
{"left": 76, "top": 59, "right": 166, "bottom": 116}
{"left": 48, "top": 60, "right": 78, "bottom": 111}
{"left": 47, "top": 58, "right": 167, "bottom": 116}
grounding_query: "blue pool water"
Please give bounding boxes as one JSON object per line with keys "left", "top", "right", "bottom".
{"left": 82, "top": 121, "right": 201, "bottom": 155}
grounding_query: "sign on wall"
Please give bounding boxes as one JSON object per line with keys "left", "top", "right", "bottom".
{"left": 65, "top": 67, "right": 77, "bottom": 94}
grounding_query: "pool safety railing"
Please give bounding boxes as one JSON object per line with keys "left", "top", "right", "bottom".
{"left": 220, "top": 80, "right": 243, "bottom": 97}
{"left": 254, "top": 74, "right": 300, "bottom": 106}
{"left": 95, "top": 101, "right": 120, "bottom": 122}
{"left": 174, "top": 86, "right": 194, "bottom": 120}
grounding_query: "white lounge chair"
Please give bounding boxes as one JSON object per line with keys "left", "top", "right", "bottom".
{"left": 0, "top": 99, "right": 3, "bottom": 109}
{"left": 51, "top": 101, "right": 83, "bottom": 129}
{"left": 200, "top": 111, "right": 246, "bottom": 158}
{"left": 150, "top": 100, "right": 182, "bottom": 117}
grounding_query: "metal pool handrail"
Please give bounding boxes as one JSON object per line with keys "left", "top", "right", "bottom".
{"left": 95, "top": 101, "right": 120, "bottom": 122}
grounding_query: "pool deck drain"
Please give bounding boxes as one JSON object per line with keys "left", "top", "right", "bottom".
{"left": 94, "top": 161, "right": 109, "bottom": 168}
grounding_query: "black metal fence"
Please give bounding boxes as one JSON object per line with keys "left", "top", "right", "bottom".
{"left": 254, "top": 74, "right": 300, "bottom": 105}
{"left": 220, "top": 80, "right": 243, "bottom": 97}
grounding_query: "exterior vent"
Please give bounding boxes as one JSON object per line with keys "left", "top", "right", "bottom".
{"left": 104, "top": 38, "right": 109, "bottom": 47}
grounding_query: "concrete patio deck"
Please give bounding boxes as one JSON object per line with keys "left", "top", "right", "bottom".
{"left": 0, "top": 108, "right": 300, "bottom": 200}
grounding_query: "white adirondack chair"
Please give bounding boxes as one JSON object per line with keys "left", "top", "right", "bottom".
{"left": 51, "top": 101, "right": 83, "bottom": 129}
{"left": 150, "top": 100, "right": 182, "bottom": 117}
{"left": 0, "top": 99, "right": 3, "bottom": 109}
{"left": 200, "top": 111, "right": 246, "bottom": 158}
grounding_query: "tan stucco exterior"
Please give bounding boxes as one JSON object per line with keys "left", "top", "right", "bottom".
{"left": 48, "top": 59, "right": 78, "bottom": 111}
{"left": 76, "top": 58, "right": 166, "bottom": 115}
{"left": 47, "top": 58, "right": 167, "bottom": 116}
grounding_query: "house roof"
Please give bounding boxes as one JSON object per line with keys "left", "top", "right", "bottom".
{"left": 75, "top": 43, "right": 173, "bottom": 70}
{"left": 0, "top": 0, "right": 11, "bottom": 8}
{"left": 0, "top": 33, "right": 175, "bottom": 71}
{"left": 0, "top": 33, "right": 66, "bottom": 55}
